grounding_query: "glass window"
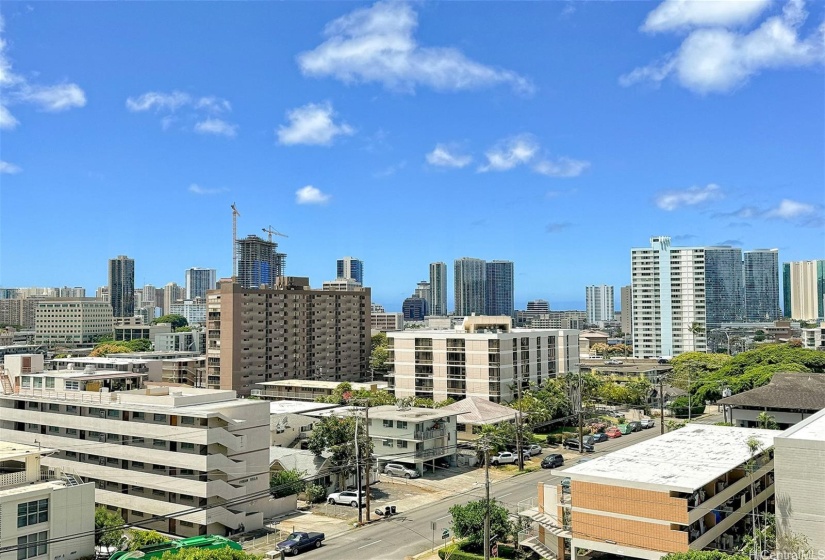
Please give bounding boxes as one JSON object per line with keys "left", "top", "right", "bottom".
{"left": 397, "top": 421, "right": 407, "bottom": 430}
{"left": 383, "top": 420, "right": 394, "bottom": 428}
{"left": 48, "top": 426, "right": 59, "bottom": 433}
{"left": 33, "top": 378, "right": 43, "bottom": 389}
{"left": 66, "top": 428, "right": 77, "bottom": 436}
{"left": 153, "top": 414, "right": 166, "bottom": 422}
{"left": 17, "top": 500, "right": 48, "bottom": 528}
{"left": 133, "top": 412, "right": 145, "bottom": 420}
{"left": 107, "top": 410, "right": 120, "bottom": 418}
{"left": 65, "top": 381, "right": 79, "bottom": 391}
{"left": 132, "top": 462, "right": 144, "bottom": 468}
{"left": 17, "top": 531, "right": 48, "bottom": 560}
{"left": 153, "top": 439, "right": 166, "bottom": 448}
{"left": 180, "top": 416, "right": 195, "bottom": 425}
{"left": 46, "top": 378, "right": 55, "bottom": 389}
{"left": 181, "top": 442, "right": 195, "bottom": 450}
{"left": 66, "top": 405, "right": 77, "bottom": 413}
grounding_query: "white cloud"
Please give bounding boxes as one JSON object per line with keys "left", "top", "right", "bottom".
{"left": 195, "top": 96, "right": 231, "bottom": 113}
{"left": 764, "top": 198, "right": 815, "bottom": 219}
{"left": 479, "top": 135, "right": 539, "bottom": 172}
{"left": 533, "top": 157, "right": 590, "bottom": 178}
{"left": 295, "top": 185, "right": 331, "bottom": 205}
{"left": 0, "top": 160, "right": 21, "bottom": 174}
{"left": 655, "top": 183, "right": 723, "bottom": 210}
{"left": 194, "top": 118, "right": 238, "bottom": 138}
{"left": 622, "top": 0, "right": 824, "bottom": 94}
{"left": 277, "top": 102, "right": 354, "bottom": 146}
{"left": 0, "top": 15, "right": 86, "bottom": 128}
{"left": 188, "top": 183, "right": 228, "bottom": 195}
{"left": 426, "top": 144, "right": 472, "bottom": 168}
{"left": 297, "top": 1, "right": 533, "bottom": 94}
{"left": 126, "top": 91, "right": 192, "bottom": 112}
{"left": 642, "top": 0, "right": 771, "bottom": 33}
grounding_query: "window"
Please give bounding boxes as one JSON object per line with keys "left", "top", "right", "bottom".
{"left": 180, "top": 521, "right": 194, "bottom": 527}
{"left": 383, "top": 420, "right": 394, "bottom": 428}
{"left": 66, "top": 451, "right": 77, "bottom": 459}
{"left": 46, "top": 378, "right": 56, "bottom": 389}
{"left": 48, "top": 403, "right": 59, "bottom": 411}
{"left": 48, "top": 426, "right": 60, "bottom": 434}
{"left": 131, "top": 510, "right": 144, "bottom": 517}
{"left": 65, "top": 381, "right": 79, "bottom": 391}
{"left": 153, "top": 414, "right": 167, "bottom": 422}
{"left": 152, "top": 464, "right": 164, "bottom": 471}
{"left": 17, "top": 531, "right": 47, "bottom": 560}
{"left": 133, "top": 412, "right": 145, "bottom": 420}
{"left": 66, "top": 405, "right": 77, "bottom": 413}
{"left": 397, "top": 440, "right": 408, "bottom": 448}
{"left": 152, "top": 489, "right": 165, "bottom": 497}
{"left": 21, "top": 377, "right": 31, "bottom": 388}
{"left": 382, "top": 439, "right": 393, "bottom": 447}
{"left": 181, "top": 442, "right": 195, "bottom": 450}
{"left": 153, "top": 439, "right": 166, "bottom": 448}
{"left": 397, "top": 421, "right": 408, "bottom": 430}
{"left": 180, "top": 469, "right": 194, "bottom": 476}
{"left": 180, "top": 416, "right": 195, "bottom": 425}
{"left": 17, "top": 500, "right": 48, "bottom": 528}
{"left": 132, "top": 437, "right": 144, "bottom": 444}
{"left": 107, "top": 410, "right": 120, "bottom": 418}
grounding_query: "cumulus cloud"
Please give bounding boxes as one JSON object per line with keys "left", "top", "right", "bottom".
{"left": 0, "top": 160, "right": 21, "bottom": 174}
{"left": 188, "top": 183, "right": 228, "bottom": 195}
{"left": 194, "top": 118, "right": 238, "bottom": 138}
{"left": 545, "top": 222, "right": 572, "bottom": 233}
{"left": 712, "top": 197, "right": 822, "bottom": 227}
{"left": 655, "top": 183, "right": 723, "bottom": 210}
{"left": 0, "top": 15, "right": 86, "bottom": 128}
{"left": 426, "top": 144, "right": 472, "bottom": 168}
{"left": 622, "top": 0, "right": 824, "bottom": 94}
{"left": 478, "top": 134, "right": 589, "bottom": 177}
{"left": 126, "top": 90, "right": 237, "bottom": 137}
{"left": 277, "top": 102, "right": 354, "bottom": 146}
{"left": 297, "top": 1, "right": 533, "bottom": 94}
{"left": 642, "top": 0, "right": 771, "bottom": 32}
{"left": 296, "top": 185, "right": 331, "bottom": 205}
{"left": 764, "top": 198, "right": 816, "bottom": 219}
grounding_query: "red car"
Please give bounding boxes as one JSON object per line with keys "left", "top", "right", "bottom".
{"left": 605, "top": 426, "right": 622, "bottom": 438}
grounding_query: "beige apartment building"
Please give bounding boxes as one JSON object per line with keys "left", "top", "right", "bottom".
{"left": 34, "top": 298, "right": 113, "bottom": 346}
{"left": 371, "top": 311, "right": 404, "bottom": 332}
{"left": 206, "top": 277, "right": 370, "bottom": 396}
{"left": 387, "top": 316, "right": 579, "bottom": 403}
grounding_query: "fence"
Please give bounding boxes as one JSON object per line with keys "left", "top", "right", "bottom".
{"left": 238, "top": 530, "right": 289, "bottom": 551}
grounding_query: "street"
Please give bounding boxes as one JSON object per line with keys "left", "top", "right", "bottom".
{"left": 307, "top": 426, "right": 663, "bottom": 560}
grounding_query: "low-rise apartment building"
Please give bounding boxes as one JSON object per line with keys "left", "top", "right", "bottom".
{"left": 371, "top": 312, "right": 404, "bottom": 332}
{"left": 387, "top": 316, "right": 579, "bottom": 403}
{"left": 252, "top": 379, "right": 387, "bottom": 401}
{"left": 0, "top": 372, "right": 275, "bottom": 538}
{"left": 34, "top": 299, "right": 113, "bottom": 346}
{"left": 550, "top": 425, "right": 776, "bottom": 560}
{"left": 0, "top": 442, "right": 95, "bottom": 560}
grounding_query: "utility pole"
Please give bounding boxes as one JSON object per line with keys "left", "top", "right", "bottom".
{"left": 364, "top": 405, "right": 371, "bottom": 523}
{"left": 354, "top": 412, "right": 363, "bottom": 525}
{"left": 577, "top": 368, "right": 584, "bottom": 454}
{"left": 516, "top": 372, "right": 524, "bottom": 471}
{"left": 481, "top": 438, "right": 491, "bottom": 560}
{"left": 658, "top": 376, "right": 665, "bottom": 435}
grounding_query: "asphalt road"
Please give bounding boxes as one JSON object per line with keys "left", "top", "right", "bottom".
{"left": 307, "top": 427, "right": 663, "bottom": 560}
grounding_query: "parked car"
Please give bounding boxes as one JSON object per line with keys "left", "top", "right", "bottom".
{"left": 526, "top": 444, "right": 543, "bottom": 456}
{"left": 327, "top": 490, "right": 365, "bottom": 507}
{"left": 658, "top": 358, "right": 670, "bottom": 364}
{"left": 275, "top": 532, "right": 325, "bottom": 556}
{"left": 640, "top": 418, "right": 655, "bottom": 429}
{"left": 562, "top": 438, "right": 594, "bottom": 452}
{"left": 591, "top": 432, "right": 608, "bottom": 443}
{"left": 627, "top": 421, "right": 642, "bottom": 432}
{"left": 605, "top": 426, "right": 622, "bottom": 438}
{"left": 541, "top": 454, "right": 564, "bottom": 468}
{"left": 618, "top": 424, "right": 633, "bottom": 435}
{"left": 504, "top": 446, "right": 532, "bottom": 460}
{"left": 384, "top": 463, "right": 420, "bottom": 478}
{"left": 490, "top": 451, "right": 520, "bottom": 465}
{"left": 605, "top": 360, "right": 624, "bottom": 365}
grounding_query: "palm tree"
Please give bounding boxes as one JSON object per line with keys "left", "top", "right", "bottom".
{"left": 757, "top": 411, "right": 778, "bottom": 430}
{"left": 689, "top": 322, "right": 705, "bottom": 352}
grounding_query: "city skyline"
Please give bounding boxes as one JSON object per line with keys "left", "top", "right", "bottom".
{"left": 1, "top": 1, "right": 822, "bottom": 310}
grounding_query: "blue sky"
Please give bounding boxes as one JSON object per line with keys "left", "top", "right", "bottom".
{"left": 1, "top": 0, "right": 823, "bottom": 311}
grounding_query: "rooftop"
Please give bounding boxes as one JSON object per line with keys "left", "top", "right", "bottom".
{"left": 776, "top": 406, "right": 825, "bottom": 442}
{"left": 0, "top": 441, "right": 55, "bottom": 463}
{"left": 439, "top": 396, "right": 515, "bottom": 425}
{"left": 52, "top": 357, "right": 150, "bottom": 365}
{"left": 257, "top": 380, "right": 385, "bottom": 390}
{"left": 269, "top": 400, "right": 341, "bottom": 415}
{"left": 269, "top": 447, "right": 332, "bottom": 475}
{"left": 717, "top": 373, "right": 825, "bottom": 411}
{"left": 368, "top": 405, "right": 458, "bottom": 421}
{"left": 560, "top": 424, "right": 777, "bottom": 493}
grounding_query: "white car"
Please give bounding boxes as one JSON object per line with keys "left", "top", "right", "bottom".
{"left": 640, "top": 418, "right": 655, "bottom": 429}
{"left": 327, "top": 490, "right": 365, "bottom": 507}
{"left": 384, "top": 463, "right": 419, "bottom": 478}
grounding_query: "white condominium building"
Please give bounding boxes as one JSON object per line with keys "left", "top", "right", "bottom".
{"left": 34, "top": 299, "right": 113, "bottom": 346}
{"left": 387, "top": 316, "right": 579, "bottom": 403}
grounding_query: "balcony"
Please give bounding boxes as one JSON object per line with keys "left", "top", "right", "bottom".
{"left": 415, "top": 428, "right": 446, "bottom": 440}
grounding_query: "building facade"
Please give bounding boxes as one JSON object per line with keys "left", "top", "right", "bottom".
{"left": 371, "top": 312, "right": 404, "bottom": 332}
{"left": 34, "top": 299, "right": 113, "bottom": 346}
{"left": 368, "top": 406, "right": 458, "bottom": 475}
{"left": 185, "top": 268, "right": 217, "bottom": 300}
{"left": 387, "top": 316, "right": 579, "bottom": 403}
{"left": 620, "top": 285, "right": 632, "bottom": 335}
{"left": 108, "top": 255, "right": 135, "bottom": 318}
{"left": 414, "top": 281, "right": 432, "bottom": 313}
{"left": 783, "top": 259, "right": 825, "bottom": 321}
{"left": 237, "top": 235, "right": 286, "bottom": 289}
{"left": 336, "top": 257, "right": 363, "bottom": 285}
{"left": 429, "top": 262, "right": 448, "bottom": 316}
{"left": 170, "top": 299, "right": 207, "bottom": 326}
{"left": 0, "top": 442, "right": 95, "bottom": 560}
{"left": 206, "top": 278, "right": 370, "bottom": 396}
{"left": 402, "top": 296, "right": 428, "bottom": 321}
{"left": 454, "top": 257, "right": 486, "bottom": 316}
{"left": 585, "top": 285, "right": 614, "bottom": 324}
{"left": 485, "top": 260, "right": 514, "bottom": 317}
{"left": 743, "top": 249, "right": 780, "bottom": 321}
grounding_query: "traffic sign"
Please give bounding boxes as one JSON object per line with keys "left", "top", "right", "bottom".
{"left": 441, "top": 529, "right": 450, "bottom": 539}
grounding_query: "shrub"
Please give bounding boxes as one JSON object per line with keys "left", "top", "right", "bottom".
{"left": 303, "top": 483, "right": 326, "bottom": 504}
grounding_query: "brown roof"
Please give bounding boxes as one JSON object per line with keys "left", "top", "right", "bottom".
{"left": 717, "top": 373, "right": 825, "bottom": 411}
{"left": 439, "top": 396, "right": 515, "bottom": 425}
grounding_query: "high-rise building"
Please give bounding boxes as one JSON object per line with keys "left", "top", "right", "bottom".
{"left": 108, "top": 255, "right": 135, "bottom": 318}
{"left": 185, "top": 267, "right": 217, "bottom": 300}
{"left": 163, "top": 282, "right": 185, "bottom": 315}
{"left": 485, "top": 260, "right": 514, "bottom": 317}
{"left": 454, "top": 257, "right": 486, "bottom": 316}
{"left": 429, "top": 262, "right": 448, "bottom": 316}
{"left": 58, "top": 286, "right": 86, "bottom": 298}
{"left": 585, "top": 285, "right": 614, "bottom": 324}
{"left": 744, "top": 249, "right": 780, "bottom": 321}
{"left": 620, "top": 285, "right": 632, "bottom": 335}
{"left": 206, "top": 277, "right": 370, "bottom": 396}
{"left": 632, "top": 237, "right": 750, "bottom": 358}
{"left": 526, "top": 300, "right": 550, "bottom": 314}
{"left": 783, "top": 260, "right": 825, "bottom": 320}
{"left": 402, "top": 296, "right": 428, "bottom": 321}
{"left": 336, "top": 256, "right": 364, "bottom": 285}
{"left": 237, "top": 235, "right": 286, "bottom": 289}
{"left": 414, "top": 281, "right": 432, "bottom": 313}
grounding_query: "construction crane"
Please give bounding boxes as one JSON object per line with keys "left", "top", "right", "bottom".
{"left": 262, "top": 226, "right": 288, "bottom": 242}
{"left": 231, "top": 203, "right": 240, "bottom": 279}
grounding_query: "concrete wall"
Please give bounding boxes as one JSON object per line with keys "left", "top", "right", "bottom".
{"left": 774, "top": 434, "right": 825, "bottom": 553}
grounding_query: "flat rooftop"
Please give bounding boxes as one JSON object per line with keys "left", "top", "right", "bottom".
{"left": 0, "top": 441, "right": 55, "bottom": 462}
{"left": 257, "top": 379, "right": 385, "bottom": 390}
{"left": 52, "top": 357, "right": 150, "bottom": 365}
{"left": 560, "top": 424, "right": 777, "bottom": 493}
{"left": 269, "top": 400, "right": 341, "bottom": 415}
{"left": 777, "top": 407, "right": 825, "bottom": 442}
{"left": 25, "top": 370, "right": 147, "bottom": 380}
{"left": 368, "top": 405, "right": 458, "bottom": 421}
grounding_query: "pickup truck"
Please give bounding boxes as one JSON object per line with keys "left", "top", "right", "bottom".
{"left": 274, "top": 532, "right": 325, "bottom": 556}
{"left": 490, "top": 451, "right": 522, "bottom": 465}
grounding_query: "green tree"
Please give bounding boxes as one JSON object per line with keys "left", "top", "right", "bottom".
{"left": 303, "top": 483, "right": 327, "bottom": 504}
{"left": 590, "top": 342, "right": 609, "bottom": 357}
{"left": 94, "top": 507, "right": 125, "bottom": 548}
{"left": 90, "top": 342, "right": 132, "bottom": 357}
{"left": 160, "top": 547, "right": 260, "bottom": 560}
{"left": 370, "top": 332, "right": 390, "bottom": 372}
{"left": 306, "top": 415, "right": 372, "bottom": 488}
{"left": 126, "top": 338, "right": 152, "bottom": 352}
{"left": 753, "top": 330, "right": 766, "bottom": 342}
{"left": 175, "top": 326, "right": 193, "bottom": 332}
{"left": 756, "top": 411, "right": 779, "bottom": 430}
{"left": 270, "top": 468, "right": 306, "bottom": 498}
{"left": 449, "top": 499, "right": 513, "bottom": 552}
{"left": 126, "top": 530, "right": 168, "bottom": 550}
{"left": 153, "top": 314, "right": 188, "bottom": 330}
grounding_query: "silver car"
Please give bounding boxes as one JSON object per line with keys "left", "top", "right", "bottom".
{"left": 526, "top": 444, "right": 542, "bottom": 456}
{"left": 384, "top": 463, "right": 419, "bottom": 478}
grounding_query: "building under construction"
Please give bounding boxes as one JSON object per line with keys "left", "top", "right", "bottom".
{"left": 236, "top": 235, "right": 286, "bottom": 288}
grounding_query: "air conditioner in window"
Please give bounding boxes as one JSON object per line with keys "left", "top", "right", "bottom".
{"left": 98, "top": 434, "right": 106, "bottom": 442}
{"left": 98, "top": 458, "right": 106, "bottom": 466}
{"left": 97, "top": 480, "right": 106, "bottom": 489}
{"left": 99, "top": 410, "right": 106, "bottom": 418}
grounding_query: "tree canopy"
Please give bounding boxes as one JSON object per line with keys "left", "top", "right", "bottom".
{"left": 125, "top": 530, "right": 169, "bottom": 551}
{"left": 90, "top": 338, "right": 152, "bottom": 356}
{"left": 449, "top": 499, "right": 513, "bottom": 552}
{"left": 154, "top": 314, "right": 188, "bottom": 330}
{"left": 270, "top": 468, "right": 306, "bottom": 498}
{"left": 159, "top": 548, "right": 260, "bottom": 560}
{"left": 306, "top": 415, "right": 372, "bottom": 487}
{"left": 370, "top": 332, "right": 390, "bottom": 371}
{"left": 94, "top": 507, "right": 124, "bottom": 548}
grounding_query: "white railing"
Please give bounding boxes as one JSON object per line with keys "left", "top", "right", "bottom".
{"left": 16, "top": 389, "right": 120, "bottom": 403}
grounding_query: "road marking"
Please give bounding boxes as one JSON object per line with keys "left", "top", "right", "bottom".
{"left": 357, "top": 540, "right": 382, "bottom": 550}
{"left": 436, "top": 514, "right": 451, "bottom": 521}
{"left": 497, "top": 492, "right": 512, "bottom": 499}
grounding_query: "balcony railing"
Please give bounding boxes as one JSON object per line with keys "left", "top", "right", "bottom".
{"left": 414, "top": 428, "right": 446, "bottom": 440}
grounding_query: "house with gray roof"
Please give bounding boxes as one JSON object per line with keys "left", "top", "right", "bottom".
{"left": 717, "top": 372, "right": 825, "bottom": 429}
{"left": 439, "top": 396, "right": 516, "bottom": 440}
